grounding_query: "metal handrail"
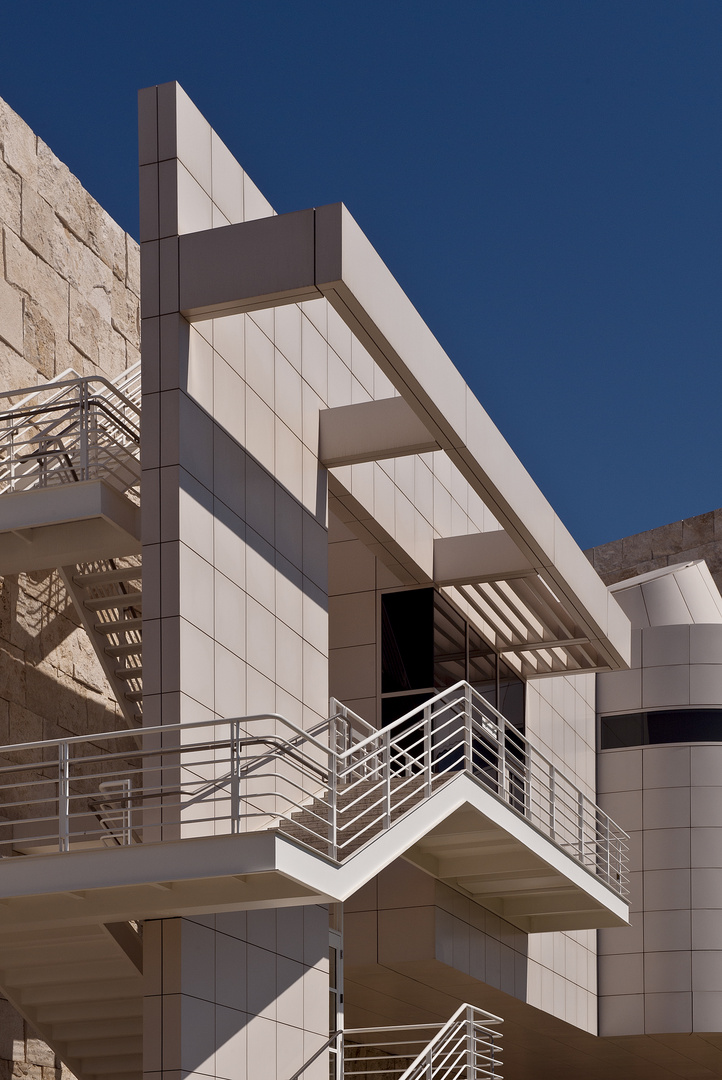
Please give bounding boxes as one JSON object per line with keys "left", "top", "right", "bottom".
{"left": 344, "top": 1004, "right": 503, "bottom": 1080}
{"left": 0, "top": 688, "right": 629, "bottom": 898}
{"left": 0, "top": 363, "right": 141, "bottom": 496}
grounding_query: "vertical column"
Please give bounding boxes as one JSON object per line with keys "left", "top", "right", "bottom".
{"left": 143, "top": 909, "right": 330, "bottom": 1080}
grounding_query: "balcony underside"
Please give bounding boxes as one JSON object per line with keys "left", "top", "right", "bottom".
{"left": 0, "top": 775, "right": 628, "bottom": 933}
{"left": 0, "top": 479, "right": 140, "bottom": 574}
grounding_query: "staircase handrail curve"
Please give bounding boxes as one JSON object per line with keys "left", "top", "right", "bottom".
{"left": 397, "top": 1009, "right": 503, "bottom": 1080}
{"left": 335, "top": 682, "right": 503, "bottom": 760}
{"left": 334, "top": 681, "right": 630, "bottom": 843}
{"left": 0, "top": 711, "right": 334, "bottom": 758}
{"left": 344, "top": 1004, "right": 503, "bottom": 1080}
{"left": 0, "top": 359, "right": 141, "bottom": 412}
{"left": 0, "top": 367, "right": 83, "bottom": 413}
{"left": 0, "top": 374, "right": 141, "bottom": 418}
{"left": 1, "top": 394, "right": 141, "bottom": 447}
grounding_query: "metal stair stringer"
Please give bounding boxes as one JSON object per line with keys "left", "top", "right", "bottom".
{"left": 60, "top": 558, "right": 142, "bottom": 729}
{"left": 0, "top": 922, "right": 143, "bottom": 1080}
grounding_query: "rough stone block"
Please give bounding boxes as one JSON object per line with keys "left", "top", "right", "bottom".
{"left": 111, "top": 274, "right": 140, "bottom": 347}
{"left": 0, "top": 276, "right": 23, "bottom": 354}
{"left": 0, "top": 99, "right": 37, "bottom": 183}
{"left": 621, "top": 530, "right": 654, "bottom": 567}
{"left": 20, "top": 185, "right": 68, "bottom": 276}
{"left": 24, "top": 1042, "right": 54, "bottom": 1070}
{"left": 12, "top": 1063, "right": 44, "bottom": 1080}
{"left": 0, "top": 998, "right": 24, "bottom": 1060}
{"left": 0, "top": 163, "right": 21, "bottom": 236}
{"left": 650, "top": 519, "right": 684, "bottom": 557}
{"left": 3, "top": 226, "right": 37, "bottom": 297}
{"left": 126, "top": 236, "right": 140, "bottom": 298}
{"left": 23, "top": 299, "right": 54, "bottom": 378}
{"left": 68, "top": 286, "right": 102, "bottom": 363}
{"left": 682, "top": 511, "right": 715, "bottom": 550}
{"left": 591, "top": 538, "right": 623, "bottom": 574}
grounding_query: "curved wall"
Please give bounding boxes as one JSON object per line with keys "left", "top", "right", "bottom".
{"left": 598, "top": 742, "right": 722, "bottom": 1035}
{"left": 596, "top": 562, "right": 722, "bottom": 1035}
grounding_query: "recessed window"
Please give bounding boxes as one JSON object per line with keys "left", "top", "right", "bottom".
{"left": 381, "top": 588, "right": 525, "bottom": 729}
{"left": 600, "top": 709, "right": 722, "bottom": 749}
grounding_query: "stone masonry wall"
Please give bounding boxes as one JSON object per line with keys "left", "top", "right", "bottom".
{"left": 0, "top": 94, "right": 141, "bottom": 1080}
{"left": 586, "top": 509, "right": 722, "bottom": 591}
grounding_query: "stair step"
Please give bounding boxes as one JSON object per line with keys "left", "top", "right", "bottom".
{"left": 124, "top": 690, "right": 143, "bottom": 703}
{"left": 84, "top": 592, "right": 142, "bottom": 612}
{"left": 115, "top": 666, "right": 142, "bottom": 680}
{"left": 94, "top": 618, "right": 142, "bottom": 635}
{"left": 104, "top": 642, "right": 143, "bottom": 658}
{"left": 74, "top": 567, "right": 142, "bottom": 588}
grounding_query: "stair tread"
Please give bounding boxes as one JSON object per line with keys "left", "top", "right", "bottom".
{"left": 94, "top": 618, "right": 142, "bottom": 634}
{"left": 104, "top": 642, "right": 142, "bottom": 658}
{"left": 74, "top": 567, "right": 142, "bottom": 588}
{"left": 115, "top": 666, "right": 142, "bottom": 680}
{"left": 84, "top": 592, "right": 142, "bottom": 612}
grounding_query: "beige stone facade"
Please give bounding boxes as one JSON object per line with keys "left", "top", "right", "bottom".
{"left": 0, "top": 94, "right": 140, "bottom": 1080}
{"left": 587, "top": 509, "right": 722, "bottom": 591}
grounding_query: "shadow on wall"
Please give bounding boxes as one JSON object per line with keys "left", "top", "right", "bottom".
{"left": 147, "top": 907, "right": 330, "bottom": 1080}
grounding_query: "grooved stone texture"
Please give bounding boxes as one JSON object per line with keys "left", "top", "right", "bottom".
{"left": 0, "top": 92, "right": 141, "bottom": 1080}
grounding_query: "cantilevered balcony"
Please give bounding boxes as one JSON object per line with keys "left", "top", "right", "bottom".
{"left": 0, "top": 363, "right": 141, "bottom": 574}
{"left": 0, "top": 683, "right": 628, "bottom": 933}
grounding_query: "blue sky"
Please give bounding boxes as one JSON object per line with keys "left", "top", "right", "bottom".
{"left": 2, "top": 1, "right": 721, "bottom": 549}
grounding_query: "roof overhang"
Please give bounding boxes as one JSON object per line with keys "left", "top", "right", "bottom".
{"left": 177, "top": 204, "right": 630, "bottom": 673}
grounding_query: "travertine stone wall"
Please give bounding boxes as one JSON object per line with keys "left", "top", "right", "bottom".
{"left": 0, "top": 995, "right": 71, "bottom": 1080}
{"left": 0, "top": 93, "right": 141, "bottom": 1078}
{"left": 587, "top": 510, "right": 722, "bottom": 593}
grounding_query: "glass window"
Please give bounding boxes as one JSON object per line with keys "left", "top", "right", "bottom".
{"left": 381, "top": 588, "right": 525, "bottom": 730}
{"left": 600, "top": 709, "right": 722, "bottom": 749}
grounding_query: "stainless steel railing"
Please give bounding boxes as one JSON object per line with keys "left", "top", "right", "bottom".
{"left": 0, "top": 362, "right": 141, "bottom": 496}
{"left": 343, "top": 1004, "right": 503, "bottom": 1080}
{"left": 0, "top": 684, "right": 628, "bottom": 898}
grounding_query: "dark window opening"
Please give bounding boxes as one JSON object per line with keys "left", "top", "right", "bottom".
{"left": 600, "top": 709, "right": 722, "bottom": 750}
{"left": 381, "top": 588, "right": 525, "bottom": 731}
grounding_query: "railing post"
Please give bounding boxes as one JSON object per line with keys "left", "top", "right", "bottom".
{"left": 230, "top": 719, "right": 240, "bottom": 833}
{"left": 424, "top": 705, "right": 432, "bottom": 797}
{"left": 578, "top": 790, "right": 585, "bottom": 864}
{"left": 605, "top": 814, "right": 611, "bottom": 885}
{"left": 464, "top": 683, "right": 473, "bottom": 772}
{"left": 498, "top": 715, "right": 507, "bottom": 800}
{"left": 383, "top": 729, "right": 391, "bottom": 830}
{"left": 466, "top": 1006, "right": 474, "bottom": 1079}
{"left": 79, "top": 381, "right": 89, "bottom": 480}
{"left": 549, "top": 763, "right": 556, "bottom": 839}
{"left": 58, "top": 741, "right": 70, "bottom": 853}
{"left": 329, "top": 747, "right": 338, "bottom": 860}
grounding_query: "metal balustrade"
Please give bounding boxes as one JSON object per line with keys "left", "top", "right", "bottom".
{"left": 0, "top": 362, "right": 141, "bottom": 496}
{"left": 343, "top": 1004, "right": 503, "bottom": 1080}
{"left": 0, "top": 683, "right": 628, "bottom": 899}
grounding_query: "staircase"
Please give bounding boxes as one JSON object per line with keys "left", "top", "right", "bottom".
{"left": 60, "top": 557, "right": 143, "bottom": 727}
{"left": 0, "top": 923, "right": 143, "bottom": 1080}
{"left": 278, "top": 774, "right": 435, "bottom": 860}
{"left": 343, "top": 1004, "right": 503, "bottom": 1080}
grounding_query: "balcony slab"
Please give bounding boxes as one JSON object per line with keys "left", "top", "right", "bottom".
{"left": 0, "top": 774, "right": 628, "bottom": 933}
{"left": 0, "top": 479, "right": 140, "bottom": 574}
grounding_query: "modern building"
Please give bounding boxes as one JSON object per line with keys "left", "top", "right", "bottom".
{"left": 0, "top": 82, "right": 718, "bottom": 1080}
